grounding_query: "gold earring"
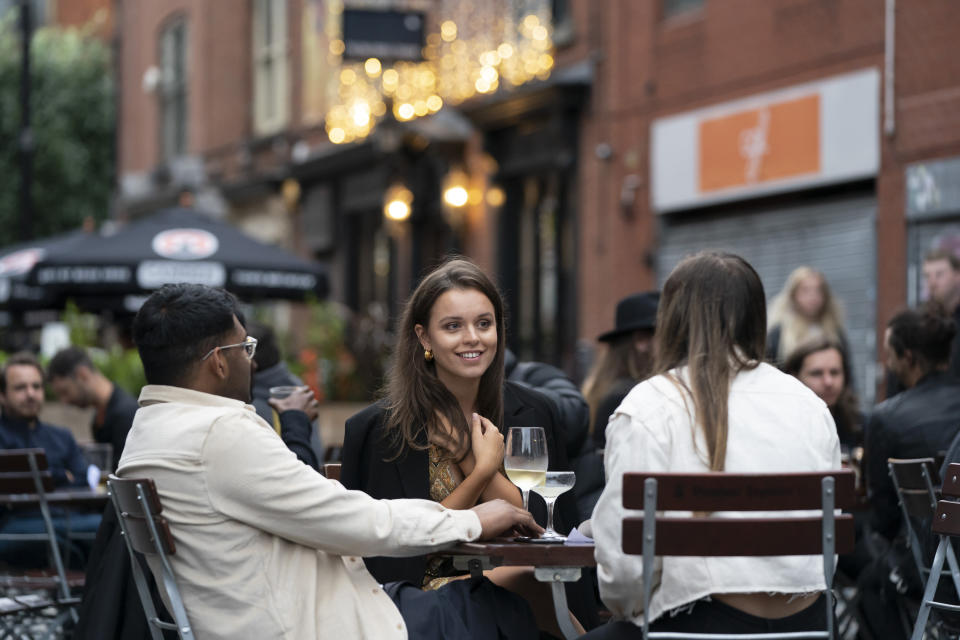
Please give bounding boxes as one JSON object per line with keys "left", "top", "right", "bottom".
{"left": 424, "top": 349, "right": 434, "bottom": 361}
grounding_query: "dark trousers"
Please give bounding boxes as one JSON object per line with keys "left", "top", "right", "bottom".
{"left": 386, "top": 576, "right": 539, "bottom": 640}
{"left": 582, "top": 595, "right": 830, "bottom": 638}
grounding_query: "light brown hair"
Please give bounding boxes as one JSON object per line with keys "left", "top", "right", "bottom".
{"left": 582, "top": 333, "right": 653, "bottom": 436}
{"left": 653, "top": 251, "right": 767, "bottom": 471}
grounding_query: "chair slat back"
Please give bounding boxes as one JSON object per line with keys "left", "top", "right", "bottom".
{"left": 889, "top": 457, "right": 939, "bottom": 489}
{"left": 622, "top": 516, "right": 855, "bottom": 556}
{"left": 108, "top": 476, "right": 176, "bottom": 556}
{"left": 622, "top": 470, "right": 856, "bottom": 511}
{"left": 323, "top": 463, "right": 342, "bottom": 481}
{"left": 942, "top": 463, "right": 960, "bottom": 498}
{"left": 0, "top": 471, "right": 55, "bottom": 494}
{"left": 0, "top": 448, "right": 73, "bottom": 604}
{"left": 0, "top": 449, "right": 48, "bottom": 473}
{"left": 933, "top": 500, "right": 960, "bottom": 537}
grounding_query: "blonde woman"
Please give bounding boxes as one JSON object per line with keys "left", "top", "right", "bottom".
{"left": 767, "top": 266, "right": 849, "bottom": 365}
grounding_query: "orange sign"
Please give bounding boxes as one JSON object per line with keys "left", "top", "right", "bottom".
{"left": 699, "top": 94, "right": 821, "bottom": 193}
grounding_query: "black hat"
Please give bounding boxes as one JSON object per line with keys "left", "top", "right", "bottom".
{"left": 598, "top": 291, "right": 660, "bottom": 342}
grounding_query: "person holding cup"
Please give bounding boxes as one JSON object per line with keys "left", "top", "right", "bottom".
{"left": 247, "top": 321, "right": 322, "bottom": 471}
{"left": 342, "top": 257, "right": 588, "bottom": 634}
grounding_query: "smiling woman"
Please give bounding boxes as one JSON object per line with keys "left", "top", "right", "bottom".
{"left": 340, "top": 257, "right": 587, "bottom": 636}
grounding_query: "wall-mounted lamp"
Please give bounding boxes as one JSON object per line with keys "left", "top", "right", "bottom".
{"left": 442, "top": 168, "right": 470, "bottom": 209}
{"left": 383, "top": 183, "right": 413, "bottom": 222}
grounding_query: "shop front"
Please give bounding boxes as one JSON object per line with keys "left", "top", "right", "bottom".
{"left": 650, "top": 69, "right": 881, "bottom": 404}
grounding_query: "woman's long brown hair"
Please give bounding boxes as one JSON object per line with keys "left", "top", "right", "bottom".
{"left": 652, "top": 252, "right": 767, "bottom": 471}
{"left": 381, "top": 257, "right": 506, "bottom": 460}
{"left": 582, "top": 334, "right": 653, "bottom": 436}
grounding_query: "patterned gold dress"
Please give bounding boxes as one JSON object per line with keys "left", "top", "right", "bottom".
{"left": 422, "top": 445, "right": 467, "bottom": 589}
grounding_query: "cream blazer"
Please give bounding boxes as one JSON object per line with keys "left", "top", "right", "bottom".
{"left": 119, "top": 385, "right": 481, "bottom": 640}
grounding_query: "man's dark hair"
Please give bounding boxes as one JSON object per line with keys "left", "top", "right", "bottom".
{"left": 887, "top": 303, "right": 957, "bottom": 373}
{"left": 132, "top": 284, "right": 243, "bottom": 386}
{"left": 924, "top": 249, "right": 960, "bottom": 272}
{"left": 48, "top": 346, "right": 95, "bottom": 380}
{"left": 247, "top": 321, "right": 281, "bottom": 371}
{"left": 0, "top": 351, "right": 44, "bottom": 393}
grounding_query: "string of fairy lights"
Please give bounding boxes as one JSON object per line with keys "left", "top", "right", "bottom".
{"left": 322, "top": 0, "right": 555, "bottom": 145}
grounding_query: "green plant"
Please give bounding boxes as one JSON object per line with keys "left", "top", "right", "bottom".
{"left": 0, "top": 18, "right": 114, "bottom": 247}
{"left": 90, "top": 345, "right": 146, "bottom": 398}
{"left": 287, "top": 300, "right": 392, "bottom": 402}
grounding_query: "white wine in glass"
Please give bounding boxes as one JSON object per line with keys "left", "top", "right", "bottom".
{"left": 504, "top": 427, "right": 548, "bottom": 511}
{"left": 531, "top": 471, "right": 576, "bottom": 540}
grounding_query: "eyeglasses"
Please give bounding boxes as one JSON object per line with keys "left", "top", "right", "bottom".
{"left": 201, "top": 336, "right": 258, "bottom": 362}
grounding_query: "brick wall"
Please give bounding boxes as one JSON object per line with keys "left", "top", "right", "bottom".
{"left": 573, "top": 0, "right": 960, "bottom": 367}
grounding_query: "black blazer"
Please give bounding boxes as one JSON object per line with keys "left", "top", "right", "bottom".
{"left": 341, "top": 380, "right": 578, "bottom": 585}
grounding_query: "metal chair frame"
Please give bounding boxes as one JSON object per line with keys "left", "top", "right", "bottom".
{"left": 107, "top": 475, "right": 195, "bottom": 640}
{"left": 911, "top": 463, "right": 960, "bottom": 640}
{"left": 888, "top": 458, "right": 960, "bottom": 592}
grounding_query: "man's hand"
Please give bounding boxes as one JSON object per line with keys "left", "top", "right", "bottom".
{"left": 471, "top": 499, "right": 544, "bottom": 540}
{"left": 268, "top": 387, "right": 320, "bottom": 421}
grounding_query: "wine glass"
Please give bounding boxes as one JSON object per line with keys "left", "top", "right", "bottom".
{"left": 504, "top": 427, "right": 548, "bottom": 511}
{"left": 531, "top": 471, "right": 576, "bottom": 540}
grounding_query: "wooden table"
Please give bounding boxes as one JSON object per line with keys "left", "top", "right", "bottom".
{"left": 435, "top": 539, "right": 595, "bottom": 640}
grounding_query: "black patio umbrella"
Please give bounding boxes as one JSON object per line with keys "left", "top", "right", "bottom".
{"left": 0, "top": 229, "right": 94, "bottom": 311}
{"left": 27, "top": 208, "right": 329, "bottom": 303}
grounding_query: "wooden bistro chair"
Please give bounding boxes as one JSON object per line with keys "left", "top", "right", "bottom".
{"left": 911, "top": 463, "right": 960, "bottom": 639}
{"left": 622, "top": 470, "right": 856, "bottom": 639}
{"left": 107, "top": 475, "right": 195, "bottom": 640}
{"left": 322, "top": 463, "right": 342, "bottom": 481}
{"left": 0, "top": 449, "right": 81, "bottom": 628}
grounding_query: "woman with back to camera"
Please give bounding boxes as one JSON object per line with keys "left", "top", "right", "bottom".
{"left": 584, "top": 251, "right": 840, "bottom": 638}
{"left": 341, "top": 257, "right": 586, "bottom": 636}
{"left": 767, "top": 265, "right": 850, "bottom": 366}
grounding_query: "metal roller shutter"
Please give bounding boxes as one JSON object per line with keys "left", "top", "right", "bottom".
{"left": 656, "top": 195, "right": 877, "bottom": 405}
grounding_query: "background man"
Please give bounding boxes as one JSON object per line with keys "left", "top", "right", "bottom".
{"left": 0, "top": 352, "right": 88, "bottom": 487}
{"left": 922, "top": 249, "right": 960, "bottom": 377}
{"left": 48, "top": 346, "right": 139, "bottom": 471}
{"left": 248, "top": 320, "right": 324, "bottom": 467}
{"left": 0, "top": 352, "right": 101, "bottom": 566}
{"left": 119, "top": 283, "right": 541, "bottom": 640}
{"left": 860, "top": 304, "right": 960, "bottom": 640}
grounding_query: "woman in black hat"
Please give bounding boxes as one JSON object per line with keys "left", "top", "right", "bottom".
{"left": 581, "top": 291, "right": 659, "bottom": 450}
{"left": 574, "top": 291, "right": 658, "bottom": 522}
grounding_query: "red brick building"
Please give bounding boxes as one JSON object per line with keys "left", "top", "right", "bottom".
{"left": 572, "top": 0, "right": 960, "bottom": 403}
{"left": 112, "top": 0, "right": 960, "bottom": 400}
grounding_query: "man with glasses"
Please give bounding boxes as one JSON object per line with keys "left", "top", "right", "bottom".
{"left": 116, "top": 283, "right": 541, "bottom": 640}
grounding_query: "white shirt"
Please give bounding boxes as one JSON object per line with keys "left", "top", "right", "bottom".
{"left": 591, "top": 362, "right": 840, "bottom": 625}
{"left": 119, "top": 385, "right": 482, "bottom": 640}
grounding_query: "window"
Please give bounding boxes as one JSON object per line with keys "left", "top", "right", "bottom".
{"left": 252, "top": 0, "right": 289, "bottom": 135}
{"left": 662, "top": 0, "right": 704, "bottom": 19}
{"left": 551, "top": 0, "right": 574, "bottom": 46}
{"left": 159, "top": 18, "right": 188, "bottom": 160}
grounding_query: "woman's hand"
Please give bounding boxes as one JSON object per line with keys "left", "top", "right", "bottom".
{"left": 470, "top": 413, "right": 504, "bottom": 477}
